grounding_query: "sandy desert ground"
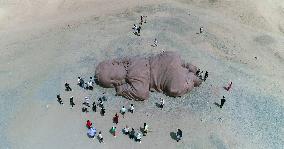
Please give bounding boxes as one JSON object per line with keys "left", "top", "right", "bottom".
{"left": 0, "top": 0, "right": 284, "bottom": 148}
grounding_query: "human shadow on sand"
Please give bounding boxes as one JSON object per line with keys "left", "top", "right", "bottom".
{"left": 170, "top": 132, "right": 177, "bottom": 141}
{"left": 214, "top": 102, "right": 221, "bottom": 108}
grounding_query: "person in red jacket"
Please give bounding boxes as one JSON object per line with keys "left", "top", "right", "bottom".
{"left": 113, "top": 113, "right": 119, "bottom": 125}
{"left": 86, "top": 120, "right": 92, "bottom": 129}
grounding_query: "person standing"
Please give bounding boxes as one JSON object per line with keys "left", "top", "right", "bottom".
{"left": 200, "top": 27, "right": 204, "bottom": 33}
{"left": 140, "top": 15, "right": 143, "bottom": 25}
{"left": 101, "top": 107, "right": 105, "bottom": 116}
{"left": 92, "top": 101, "right": 97, "bottom": 112}
{"left": 111, "top": 126, "right": 117, "bottom": 137}
{"left": 121, "top": 106, "right": 126, "bottom": 118}
{"left": 154, "top": 38, "right": 158, "bottom": 47}
{"left": 204, "top": 71, "right": 208, "bottom": 81}
{"left": 176, "top": 129, "right": 182, "bottom": 142}
{"left": 220, "top": 96, "right": 226, "bottom": 108}
{"left": 129, "top": 128, "right": 135, "bottom": 139}
{"left": 86, "top": 120, "right": 92, "bottom": 129}
{"left": 160, "top": 98, "right": 164, "bottom": 110}
{"left": 70, "top": 96, "right": 75, "bottom": 107}
{"left": 137, "top": 26, "right": 141, "bottom": 36}
{"left": 123, "top": 125, "right": 129, "bottom": 135}
{"left": 78, "top": 77, "right": 84, "bottom": 87}
{"left": 143, "top": 123, "right": 149, "bottom": 136}
{"left": 196, "top": 69, "right": 200, "bottom": 76}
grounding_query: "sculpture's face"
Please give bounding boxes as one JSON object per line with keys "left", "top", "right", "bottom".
{"left": 95, "top": 60, "right": 127, "bottom": 87}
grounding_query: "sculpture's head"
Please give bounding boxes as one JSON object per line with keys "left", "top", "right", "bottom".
{"left": 95, "top": 59, "right": 127, "bottom": 88}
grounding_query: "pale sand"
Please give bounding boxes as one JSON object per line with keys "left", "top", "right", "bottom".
{"left": 0, "top": 0, "right": 284, "bottom": 148}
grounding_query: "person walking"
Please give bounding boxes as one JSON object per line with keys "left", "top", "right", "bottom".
{"left": 65, "top": 82, "right": 72, "bottom": 91}
{"left": 113, "top": 113, "right": 119, "bottom": 124}
{"left": 129, "top": 104, "right": 135, "bottom": 113}
{"left": 154, "top": 38, "right": 158, "bottom": 47}
{"left": 220, "top": 96, "right": 226, "bottom": 108}
{"left": 129, "top": 128, "right": 135, "bottom": 139}
{"left": 121, "top": 106, "right": 126, "bottom": 118}
{"left": 98, "top": 131, "right": 104, "bottom": 143}
{"left": 70, "top": 96, "right": 75, "bottom": 107}
{"left": 78, "top": 77, "right": 84, "bottom": 87}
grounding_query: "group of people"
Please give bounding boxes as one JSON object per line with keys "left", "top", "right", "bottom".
{"left": 78, "top": 77, "right": 94, "bottom": 90}
{"left": 132, "top": 15, "right": 147, "bottom": 36}
{"left": 196, "top": 69, "right": 209, "bottom": 81}
{"left": 86, "top": 120, "right": 104, "bottom": 143}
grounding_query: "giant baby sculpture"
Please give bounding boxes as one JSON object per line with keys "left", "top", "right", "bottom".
{"left": 95, "top": 51, "right": 202, "bottom": 100}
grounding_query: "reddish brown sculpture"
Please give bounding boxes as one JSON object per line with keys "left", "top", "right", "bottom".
{"left": 95, "top": 51, "right": 202, "bottom": 100}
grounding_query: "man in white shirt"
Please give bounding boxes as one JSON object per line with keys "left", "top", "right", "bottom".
{"left": 121, "top": 106, "right": 126, "bottom": 118}
{"left": 129, "top": 104, "right": 134, "bottom": 113}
